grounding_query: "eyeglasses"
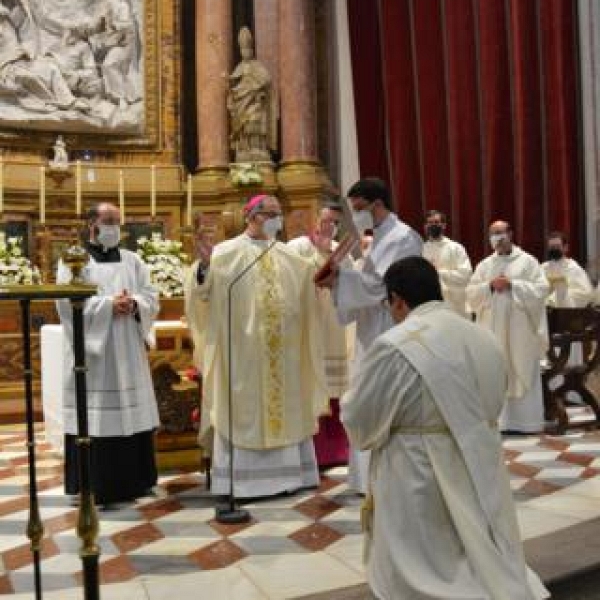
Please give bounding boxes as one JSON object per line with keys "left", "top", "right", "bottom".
{"left": 255, "top": 211, "right": 283, "bottom": 219}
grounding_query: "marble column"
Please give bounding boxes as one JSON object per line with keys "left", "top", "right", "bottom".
{"left": 253, "top": 0, "right": 279, "bottom": 98}
{"left": 278, "top": 0, "right": 319, "bottom": 164}
{"left": 578, "top": 0, "right": 600, "bottom": 279}
{"left": 195, "top": 0, "right": 232, "bottom": 172}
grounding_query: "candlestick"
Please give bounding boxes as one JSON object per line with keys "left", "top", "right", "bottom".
{"left": 151, "top": 165, "right": 156, "bottom": 217}
{"left": 0, "top": 157, "right": 3, "bottom": 215}
{"left": 75, "top": 160, "right": 81, "bottom": 216}
{"left": 186, "top": 174, "right": 192, "bottom": 227}
{"left": 39, "top": 166, "right": 45, "bottom": 224}
{"left": 119, "top": 170, "right": 125, "bottom": 220}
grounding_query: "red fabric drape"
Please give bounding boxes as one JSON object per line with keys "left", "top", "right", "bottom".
{"left": 347, "top": 0, "right": 583, "bottom": 264}
{"left": 347, "top": 0, "right": 390, "bottom": 183}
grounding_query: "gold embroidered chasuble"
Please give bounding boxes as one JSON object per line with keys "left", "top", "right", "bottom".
{"left": 187, "top": 234, "right": 328, "bottom": 450}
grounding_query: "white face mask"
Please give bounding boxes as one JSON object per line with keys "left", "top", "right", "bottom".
{"left": 489, "top": 233, "right": 507, "bottom": 249}
{"left": 352, "top": 209, "right": 374, "bottom": 233}
{"left": 96, "top": 224, "right": 121, "bottom": 249}
{"left": 263, "top": 216, "right": 283, "bottom": 239}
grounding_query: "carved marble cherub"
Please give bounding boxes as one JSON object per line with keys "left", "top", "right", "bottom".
{"left": 49, "top": 135, "right": 69, "bottom": 169}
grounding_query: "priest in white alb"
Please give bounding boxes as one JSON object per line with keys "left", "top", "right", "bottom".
{"left": 466, "top": 221, "right": 550, "bottom": 432}
{"left": 185, "top": 194, "right": 328, "bottom": 498}
{"left": 542, "top": 231, "right": 593, "bottom": 308}
{"left": 317, "top": 177, "right": 422, "bottom": 493}
{"left": 288, "top": 203, "right": 351, "bottom": 467}
{"left": 542, "top": 231, "right": 593, "bottom": 401}
{"left": 422, "top": 209, "right": 472, "bottom": 316}
{"left": 342, "top": 256, "right": 548, "bottom": 600}
{"left": 56, "top": 202, "right": 160, "bottom": 507}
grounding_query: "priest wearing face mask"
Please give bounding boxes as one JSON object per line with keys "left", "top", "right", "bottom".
{"left": 55, "top": 202, "right": 160, "bottom": 507}
{"left": 288, "top": 204, "right": 351, "bottom": 468}
{"left": 542, "top": 231, "right": 593, "bottom": 308}
{"left": 466, "top": 221, "right": 550, "bottom": 433}
{"left": 316, "top": 177, "right": 422, "bottom": 493}
{"left": 185, "top": 194, "right": 328, "bottom": 498}
{"left": 422, "top": 210, "right": 472, "bottom": 317}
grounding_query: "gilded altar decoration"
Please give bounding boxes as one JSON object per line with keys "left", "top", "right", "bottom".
{"left": 137, "top": 232, "right": 187, "bottom": 297}
{"left": 228, "top": 27, "right": 278, "bottom": 162}
{"left": 0, "top": 232, "right": 42, "bottom": 285}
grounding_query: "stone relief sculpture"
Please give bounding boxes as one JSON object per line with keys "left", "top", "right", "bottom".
{"left": 227, "top": 26, "right": 278, "bottom": 163}
{"left": 0, "top": 0, "right": 144, "bottom": 135}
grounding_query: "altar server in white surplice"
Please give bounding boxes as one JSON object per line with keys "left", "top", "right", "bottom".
{"left": 466, "top": 221, "right": 550, "bottom": 433}
{"left": 422, "top": 209, "right": 472, "bottom": 316}
{"left": 542, "top": 231, "right": 593, "bottom": 308}
{"left": 317, "top": 177, "right": 422, "bottom": 493}
{"left": 56, "top": 202, "right": 160, "bottom": 507}
{"left": 542, "top": 231, "right": 593, "bottom": 399}
{"left": 186, "top": 194, "right": 328, "bottom": 498}
{"left": 343, "top": 256, "right": 549, "bottom": 600}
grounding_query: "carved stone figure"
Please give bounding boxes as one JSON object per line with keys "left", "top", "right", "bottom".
{"left": 89, "top": 0, "right": 140, "bottom": 106}
{"left": 0, "top": 7, "right": 89, "bottom": 113}
{"left": 227, "top": 27, "right": 277, "bottom": 163}
{"left": 49, "top": 134, "right": 68, "bottom": 169}
{"left": 46, "top": 26, "right": 102, "bottom": 99}
{"left": 0, "top": 0, "right": 144, "bottom": 134}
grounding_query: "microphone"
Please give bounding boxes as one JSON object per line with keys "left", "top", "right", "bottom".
{"left": 215, "top": 238, "right": 277, "bottom": 524}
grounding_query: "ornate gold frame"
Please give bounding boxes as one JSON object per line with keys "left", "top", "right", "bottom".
{"left": 0, "top": 0, "right": 161, "bottom": 151}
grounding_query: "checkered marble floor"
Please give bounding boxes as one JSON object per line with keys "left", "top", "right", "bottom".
{"left": 0, "top": 416, "right": 599, "bottom": 599}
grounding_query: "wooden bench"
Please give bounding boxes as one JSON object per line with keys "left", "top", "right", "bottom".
{"left": 542, "top": 306, "right": 600, "bottom": 434}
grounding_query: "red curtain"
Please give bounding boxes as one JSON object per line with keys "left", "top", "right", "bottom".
{"left": 347, "top": 0, "right": 583, "bottom": 264}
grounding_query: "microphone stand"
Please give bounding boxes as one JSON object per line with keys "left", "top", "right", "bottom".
{"left": 215, "top": 238, "right": 277, "bottom": 523}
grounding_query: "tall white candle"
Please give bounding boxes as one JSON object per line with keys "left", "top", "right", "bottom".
{"left": 75, "top": 160, "right": 82, "bottom": 216}
{"left": 39, "top": 166, "right": 45, "bottom": 224}
{"left": 151, "top": 165, "right": 156, "bottom": 217}
{"left": 186, "top": 174, "right": 192, "bottom": 227}
{"left": 119, "top": 170, "right": 125, "bottom": 220}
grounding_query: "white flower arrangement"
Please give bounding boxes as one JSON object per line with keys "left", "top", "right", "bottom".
{"left": 137, "top": 232, "right": 188, "bottom": 297}
{"left": 0, "top": 232, "right": 41, "bottom": 286}
{"left": 230, "top": 162, "right": 263, "bottom": 186}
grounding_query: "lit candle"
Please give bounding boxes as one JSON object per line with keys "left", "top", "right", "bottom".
{"left": 75, "top": 160, "right": 81, "bottom": 216}
{"left": 186, "top": 174, "right": 192, "bottom": 227}
{"left": 0, "top": 157, "right": 4, "bottom": 215}
{"left": 119, "top": 170, "right": 125, "bottom": 220}
{"left": 39, "top": 166, "right": 45, "bottom": 224}
{"left": 151, "top": 165, "right": 156, "bottom": 217}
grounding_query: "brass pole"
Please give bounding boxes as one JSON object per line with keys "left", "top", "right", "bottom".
{"left": 71, "top": 299, "right": 100, "bottom": 600}
{"left": 20, "top": 299, "right": 44, "bottom": 600}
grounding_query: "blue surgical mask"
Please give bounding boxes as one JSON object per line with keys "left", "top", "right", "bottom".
{"left": 96, "top": 224, "right": 120, "bottom": 249}
{"left": 263, "top": 216, "right": 283, "bottom": 239}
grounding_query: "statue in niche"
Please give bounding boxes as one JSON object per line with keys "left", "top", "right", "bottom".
{"left": 0, "top": 0, "right": 144, "bottom": 135}
{"left": 49, "top": 134, "right": 69, "bottom": 169}
{"left": 227, "top": 26, "right": 278, "bottom": 163}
